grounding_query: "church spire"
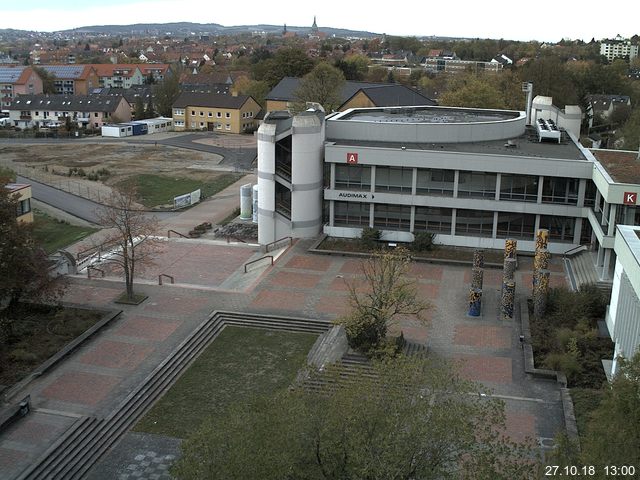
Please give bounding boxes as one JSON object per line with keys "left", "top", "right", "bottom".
{"left": 311, "top": 16, "right": 318, "bottom": 33}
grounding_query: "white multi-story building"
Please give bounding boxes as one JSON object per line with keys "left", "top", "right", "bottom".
{"left": 607, "top": 225, "right": 640, "bottom": 375}
{"left": 600, "top": 37, "right": 639, "bottom": 62}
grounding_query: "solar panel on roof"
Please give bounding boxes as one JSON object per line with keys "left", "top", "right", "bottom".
{"left": 0, "top": 67, "right": 26, "bottom": 83}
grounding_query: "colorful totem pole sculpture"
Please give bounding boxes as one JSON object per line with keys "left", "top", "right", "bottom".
{"left": 501, "top": 239, "right": 517, "bottom": 320}
{"left": 468, "top": 249, "right": 485, "bottom": 316}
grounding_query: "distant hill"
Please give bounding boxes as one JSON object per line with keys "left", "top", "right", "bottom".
{"left": 58, "top": 22, "right": 379, "bottom": 39}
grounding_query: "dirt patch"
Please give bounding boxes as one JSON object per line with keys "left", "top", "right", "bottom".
{"left": 0, "top": 143, "right": 223, "bottom": 187}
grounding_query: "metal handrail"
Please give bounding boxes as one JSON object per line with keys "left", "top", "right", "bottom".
{"left": 167, "top": 229, "right": 188, "bottom": 238}
{"left": 226, "top": 235, "right": 246, "bottom": 243}
{"left": 87, "top": 266, "right": 105, "bottom": 279}
{"left": 158, "top": 274, "right": 175, "bottom": 285}
{"left": 244, "top": 255, "right": 273, "bottom": 273}
{"left": 563, "top": 244, "right": 588, "bottom": 259}
{"left": 265, "top": 236, "right": 293, "bottom": 253}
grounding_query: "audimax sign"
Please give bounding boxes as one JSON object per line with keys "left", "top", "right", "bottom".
{"left": 338, "top": 192, "right": 369, "bottom": 199}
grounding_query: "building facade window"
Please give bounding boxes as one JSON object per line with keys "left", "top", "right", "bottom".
{"left": 500, "top": 174, "right": 538, "bottom": 202}
{"left": 455, "top": 209, "right": 494, "bottom": 237}
{"left": 496, "top": 212, "right": 536, "bottom": 239}
{"left": 174, "top": 109, "right": 184, "bottom": 116}
{"left": 416, "top": 168, "right": 454, "bottom": 196}
{"left": 334, "top": 164, "right": 371, "bottom": 191}
{"left": 414, "top": 206, "right": 452, "bottom": 233}
{"left": 373, "top": 203, "right": 411, "bottom": 231}
{"left": 375, "top": 167, "right": 413, "bottom": 194}
{"left": 225, "top": 112, "right": 231, "bottom": 118}
{"left": 457, "top": 171, "right": 497, "bottom": 199}
{"left": 584, "top": 180, "right": 597, "bottom": 207}
{"left": 539, "top": 215, "right": 576, "bottom": 243}
{"left": 225, "top": 124, "right": 231, "bottom": 130}
{"left": 334, "top": 201, "right": 369, "bottom": 227}
{"left": 16, "top": 198, "right": 31, "bottom": 217}
{"left": 191, "top": 110, "right": 195, "bottom": 116}
{"left": 217, "top": 112, "right": 221, "bottom": 118}
{"left": 542, "top": 177, "right": 579, "bottom": 205}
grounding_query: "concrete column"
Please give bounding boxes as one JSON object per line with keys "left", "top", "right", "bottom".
{"left": 602, "top": 200, "right": 610, "bottom": 227}
{"left": 410, "top": 205, "right": 415, "bottom": 232}
{"left": 596, "top": 243, "right": 605, "bottom": 268}
{"left": 534, "top": 214, "right": 541, "bottom": 234}
{"left": 573, "top": 217, "right": 583, "bottom": 245}
{"left": 411, "top": 167, "right": 417, "bottom": 196}
{"left": 330, "top": 163, "right": 335, "bottom": 189}
{"left": 369, "top": 203, "right": 374, "bottom": 227}
{"left": 608, "top": 204, "right": 617, "bottom": 236}
{"left": 453, "top": 170, "right": 460, "bottom": 198}
{"left": 602, "top": 248, "right": 612, "bottom": 281}
{"left": 370, "top": 165, "right": 376, "bottom": 194}
{"left": 451, "top": 208, "right": 457, "bottom": 236}
{"left": 492, "top": 211, "right": 498, "bottom": 238}
{"left": 577, "top": 179, "right": 586, "bottom": 208}
{"left": 329, "top": 200, "right": 335, "bottom": 227}
{"left": 537, "top": 175, "right": 544, "bottom": 203}
{"left": 495, "top": 173, "right": 501, "bottom": 201}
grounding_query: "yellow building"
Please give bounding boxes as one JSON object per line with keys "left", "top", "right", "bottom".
{"left": 172, "top": 92, "right": 261, "bottom": 134}
{"left": 6, "top": 183, "right": 33, "bottom": 223}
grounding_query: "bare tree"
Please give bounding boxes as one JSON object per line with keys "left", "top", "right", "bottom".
{"left": 337, "top": 247, "right": 430, "bottom": 356}
{"left": 96, "top": 185, "right": 161, "bottom": 301}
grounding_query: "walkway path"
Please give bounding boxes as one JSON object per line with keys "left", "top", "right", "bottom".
{"left": 0, "top": 238, "right": 570, "bottom": 479}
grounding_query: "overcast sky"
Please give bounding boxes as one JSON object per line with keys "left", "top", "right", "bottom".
{"left": 2, "top": 0, "right": 638, "bottom": 42}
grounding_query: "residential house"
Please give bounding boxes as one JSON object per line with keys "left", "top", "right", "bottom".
{"left": 89, "top": 64, "right": 145, "bottom": 88}
{"left": 265, "top": 77, "right": 436, "bottom": 113}
{"left": 38, "top": 65, "right": 100, "bottom": 95}
{"left": 138, "top": 64, "right": 171, "bottom": 83}
{"left": 5, "top": 183, "right": 33, "bottom": 223}
{"left": 172, "top": 92, "right": 260, "bottom": 133}
{"left": 586, "top": 94, "right": 632, "bottom": 128}
{"left": 8, "top": 94, "right": 131, "bottom": 130}
{"left": 0, "top": 66, "right": 43, "bottom": 111}
{"left": 600, "top": 36, "right": 639, "bottom": 62}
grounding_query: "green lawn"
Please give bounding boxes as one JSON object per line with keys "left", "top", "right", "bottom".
{"left": 32, "top": 210, "right": 98, "bottom": 253}
{"left": 134, "top": 326, "right": 317, "bottom": 439}
{"left": 118, "top": 173, "right": 242, "bottom": 208}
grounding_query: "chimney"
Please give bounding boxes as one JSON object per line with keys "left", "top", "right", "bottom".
{"left": 231, "top": 90, "right": 238, "bottom": 97}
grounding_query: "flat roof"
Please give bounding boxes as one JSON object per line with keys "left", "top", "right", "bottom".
{"left": 590, "top": 149, "right": 640, "bottom": 184}
{"left": 5, "top": 183, "right": 30, "bottom": 192}
{"left": 329, "top": 132, "right": 587, "bottom": 161}
{"left": 335, "top": 106, "right": 520, "bottom": 124}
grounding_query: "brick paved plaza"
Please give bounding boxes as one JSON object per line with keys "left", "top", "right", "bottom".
{"left": 0, "top": 238, "right": 569, "bottom": 479}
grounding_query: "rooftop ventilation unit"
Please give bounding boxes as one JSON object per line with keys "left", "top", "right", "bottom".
{"left": 535, "top": 118, "right": 561, "bottom": 143}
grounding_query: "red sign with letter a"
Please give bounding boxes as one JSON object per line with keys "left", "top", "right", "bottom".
{"left": 623, "top": 192, "right": 637, "bottom": 205}
{"left": 346, "top": 152, "right": 358, "bottom": 164}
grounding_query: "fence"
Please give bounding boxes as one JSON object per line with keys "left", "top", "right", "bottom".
{"left": 0, "top": 158, "right": 111, "bottom": 204}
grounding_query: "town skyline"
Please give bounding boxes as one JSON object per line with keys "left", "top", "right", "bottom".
{"left": 2, "top": 0, "right": 639, "bottom": 42}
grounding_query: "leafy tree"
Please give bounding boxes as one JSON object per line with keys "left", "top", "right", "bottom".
{"left": 581, "top": 351, "right": 640, "bottom": 470}
{"left": 294, "top": 62, "right": 345, "bottom": 112}
{"left": 145, "top": 96, "right": 155, "bottom": 118}
{"left": 616, "top": 107, "right": 640, "bottom": 151}
{"left": 440, "top": 72, "right": 507, "bottom": 109}
{"left": 234, "top": 77, "right": 270, "bottom": 108}
{"left": 335, "top": 54, "right": 370, "bottom": 81}
{"left": 172, "top": 356, "right": 539, "bottom": 480}
{"left": 520, "top": 56, "right": 579, "bottom": 107}
{"left": 337, "top": 247, "right": 429, "bottom": 356}
{"left": 134, "top": 96, "right": 145, "bottom": 120}
{"left": 251, "top": 47, "right": 314, "bottom": 88}
{"left": 360, "top": 226, "right": 380, "bottom": 250}
{"left": 95, "top": 185, "right": 160, "bottom": 301}
{"left": 0, "top": 182, "right": 66, "bottom": 343}
{"left": 153, "top": 64, "right": 182, "bottom": 117}
{"left": 32, "top": 66, "right": 56, "bottom": 94}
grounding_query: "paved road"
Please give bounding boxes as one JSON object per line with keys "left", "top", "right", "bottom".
{"left": 18, "top": 175, "right": 176, "bottom": 224}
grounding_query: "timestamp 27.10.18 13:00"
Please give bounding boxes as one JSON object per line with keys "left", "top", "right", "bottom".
{"left": 545, "top": 465, "right": 637, "bottom": 476}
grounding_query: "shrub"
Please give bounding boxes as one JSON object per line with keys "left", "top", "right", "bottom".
{"left": 412, "top": 232, "right": 435, "bottom": 252}
{"left": 360, "top": 227, "right": 381, "bottom": 250}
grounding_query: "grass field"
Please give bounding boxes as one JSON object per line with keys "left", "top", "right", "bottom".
{"left": 118, "top": 173, "right": 241, "bottom": 208}
{"left": 32, "top": 210, "right": 98, "bottom": 253}
{"left": 134, "top": 326, "right": 317, "bottom": 439}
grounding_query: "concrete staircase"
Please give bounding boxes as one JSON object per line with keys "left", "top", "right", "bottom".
{"left": 564, "top": 251, "right": 612, "bottom": 295}
{"left": 16, "top": 311, "right": 330, "bottom": 480}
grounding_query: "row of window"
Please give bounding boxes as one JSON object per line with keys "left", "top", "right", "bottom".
{"left": 333, "top": 165, "right": 583, "bottom": 205}
{"left": 174, "top": 110, "right": 255, "bottom": 119}
{"left": 333, "top": 201, "right": 577, "bottom": 242}
{"left": 189, "top": 122, "right": 231, "bottom": 130}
